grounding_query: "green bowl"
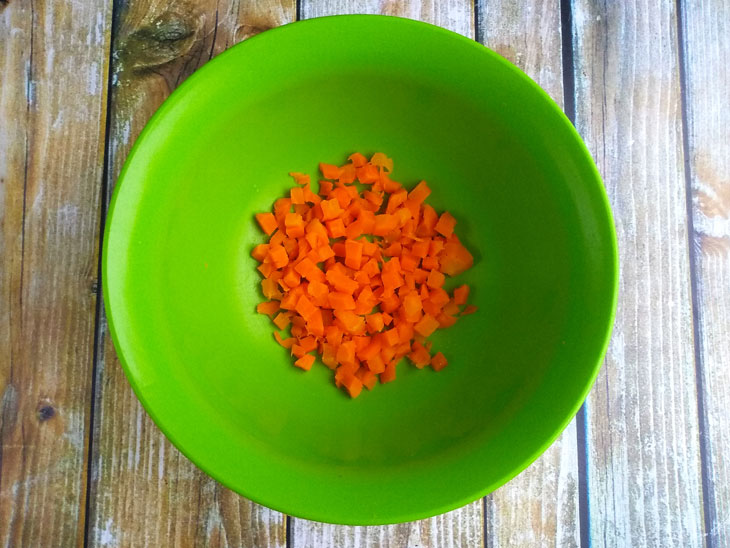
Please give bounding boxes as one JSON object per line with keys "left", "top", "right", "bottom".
{"left": 104, "top": 15, "right": 618, "bottom": 525}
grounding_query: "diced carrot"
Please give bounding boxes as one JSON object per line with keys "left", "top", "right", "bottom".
{"left": 430, "top": 352, "right": 448, "bottom": 371}
{"left": 357, "top": 163, "right": 380, "bottom": 184}
{"left": 326, "top": 269, "right": 358, "bottom": 294}
{"left": 429, "top": 287, "right": 450, "bottom": 307}
{"left": 273, "top": 312, "right": 291, "bottom": 330}
{"left": 308, "top": 280, "right": 329, "bottom": 303}
{"left": 291, "top": 344, "right": 307, "bottom": 358}
{"left": 255, "top": 152, "right": 475, "bottom": 397}
{"left": 295, "top": 294, "right": 318, "bottom": 321}
{"left": 345, "top": 239, "right": 363, "bottom": 270}
{"left": 366, "top": 312, "right": 385, "bottom": 333}
{"left": 336, "top": 340, "right": 357, "bottom": 366}
{"left": 348, "top": 152, "right": 368, "bottom": 167}
{"left": 434, "top": 211, "right": 457, "bottom": 238}
{"left": 361, "top": 257, "right": 380, "bottom": 277}
{"left": 440, "top": 240, "right": 474, "bottom": 276}
{"left": 294, "top": 354, "right": 315, "bottom": 371}
{"left": 289, "top": 172, "right": 310, "bottom": 185}
{"left": 354, "top": 286, "right": 377, "bottom": 315}
{"left": 290, "top": 186, "right": 305, "bottom": 205}
{"left": 380, "top": 361, "right": 397, "bottom": 383}
{"left": 381, "top": 173, "right": 402, "bottom": 193}
{"left": 381, "top": 257, "right": 404, "bottom": 293}
{"left": 331, "top": 186, "right": 352, "bottom": 209}
{"left": 282, "top": 267, "right": 301, "bottom": 289}
{"left": 357, "top": 368, "right": 378, "bottom": 390}
{"left": 383, "top": 241, "right": 402, "bottom": 257}
{"left": 370, "top": 152, "right": 393, "bottom": 172}
{"left": 319, "top": 162, "right": 341, "bottom": 180}
{"left": 373, "top": 214, "right": 397, "bottom": 236}
{"left": 402, "top": 292, "right": 422, "bottom": 323}
{"left": 400, "top": 253, "right": 418, "bottom": 272}
{"left": 386, "top": 189, "right": 408, "bottom": 214}
{"left": 273, "top": 197, "right": 292, "bottom": 221}
{"left": 443, "top": 299, "right": 460, "bottom": 316}
{"left": 418, "top": 204, "right": 438, "bottom": 236}
{"left": 269, "top": 229, "right": 286, "bottom": 247}
{"left": 437, "top": 312, "right": 458, "bottom": 328}
{"left": 408, "top": 341, "right": 431, "bottom": 369}
{"left": 298, "top": 336, "right": 317, "bottom": 353}
{"left": 321, "top": 198, "right": 343, "bottom": 221}
{"left": 408, "top": 180, "right": 431, "bottom": 204}
{"left": 414, "top": 314, "right": 439, "bottom": 337}
{"left": 325, "top": 325, "right": 343, "bottom": 346}
{"left": 252, "top": 243, "right": 270, "bottom": 262}
{"left": 342, "top": 373, "right": 363, "bottom": 398}
{"left": 422, "top": 256, "right": 440, "bottom": 271}
{"left": 329, "top": 292, "right": 356, "bottom": 310}
{"left": 334, "top": 309, "right": 365, "bottom": 334}
{"left": 261, "top": 278, "right": 283, "bottom": 300}
{"left": 339, "top": 163, "right": 357, "bottom": 184}
{"left": 379, "top": 291, "right": 400, "bottom": 313}
{"left": 257, "top": 300, "right": 280, "bottom": 317}
{"left": 429, "top": 238, "right": 445, "bottom": 257}
{"left": 411, "top": 239, "right": 429, "bottom": 258}
{"left": 427, "top": 269, "right": 446, "bottom": 289}
{"left": 307, "top": 308, "right": 325, "bottom": 337}
{"left": 274, "top": 331, "right": 295, "bottom": 349}
{"left": 461, "top": 305, "right": 478, "bottom": 316}
{"left": 383, "top": 328, "right": 400, "bottom": 347}
{"left": 319, "top": 180, "right": 334, "bottom": 196}
{"left": 321, "top": 343, "right": 338, "bottom": 369}
{"left": 284, "top": 212, "right": 305, "bottom": 238}
{"left": 255, "top": 212, "right": 278, "bottom": 235}
{"left": 413, "top": 268, "right": 429, "bottom": 284}
{"left": 397, "top": 322, "right": 414, "bottom": 344}
{"left": 357, "top": 337, "right": 382, "bottom": 362}
{"left": 267, "top": 244, "right": 289, "bottom": 269}
{"left": 364, "top": 190, "right": 383, "bottom": 208}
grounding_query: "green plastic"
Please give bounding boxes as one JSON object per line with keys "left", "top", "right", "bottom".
{"left": 103, "top": 15, "right": 618, "bottom": 525}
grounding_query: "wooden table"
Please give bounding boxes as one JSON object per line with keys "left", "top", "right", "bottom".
{"left": 1, "top": 0, "right": 728, "bottom": 546}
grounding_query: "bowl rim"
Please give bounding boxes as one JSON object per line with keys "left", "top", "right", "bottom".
{"left": 103, "top": 13, "right": 619, "bottom": 525}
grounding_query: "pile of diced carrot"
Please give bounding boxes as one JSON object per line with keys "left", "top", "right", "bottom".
{"left": 253, "top": 153, "right": 476, "bottom": 398}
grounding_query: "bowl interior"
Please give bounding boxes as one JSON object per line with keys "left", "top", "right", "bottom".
{"left": 104, "top": 15, "right": 617, "bottom": 524}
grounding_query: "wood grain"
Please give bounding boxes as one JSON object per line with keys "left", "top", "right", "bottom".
{"left": 680, "top": 0, "right": 730, "bottom": 544}
{"left": 290, "top": 1, "right": 481, "bottom": 546}
{"left": 301, "top": 0, "right": 473, "bottom": 38}
{"left": 86, "top": 1, "right": 294, "bottom": 546}
{"left": 572, "top": 0, "right": 705, "bottom": 545}
{"left": 479, "top": 2, "right": 580, "bottom": 546}
{"left": 291, "top": 505, "right": 484, "bottom": 548}
{"left": 0, "top": 0, "right": 112, "bottom": 546}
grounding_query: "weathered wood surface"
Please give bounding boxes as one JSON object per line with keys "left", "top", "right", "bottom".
{"left": 2, "top": 0, "right": 729, "bottom": 546}
{"left": 85, "top": 1, "right": 293, "bottom": 546}
{"left": 301, "top": 0, "right": 473, "bottom": 38}
{"left": 0, "top": 0, "right": 112, "bottom": 546}
{"left": 572, "top": 0, "right": 705, "bottom": 545}
{"left": 290, "top": 0, "right": 482, "bottom": 545}
{"left": 681, "top": 0, "right": 730, "bottom": 545}
{"left": 479, "top": 2, "right": 581, "bottom": 546}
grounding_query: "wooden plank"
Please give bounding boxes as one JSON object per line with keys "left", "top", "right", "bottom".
{"left": 0, "top": 0, "right": 112, "bottom": 546}
{"left": 571, "top": 1, "right": 705, "bottom": 545}
{"left": 290, "top": 1, "right": 482, "bottom": 545}
{"left": 680, "top": 0, "right": 730, "bottom": 544}
{"left": 291, "top": 505, "right": 484, "bottom": 548}
{"left": 478, "top": 2, "right": 580, "bottom": 546}
{"left": 301, "top": 0, "right": 473, "bottom": 38}
{"left": 86, "top": 1, "right": 294, "bottom": 546}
